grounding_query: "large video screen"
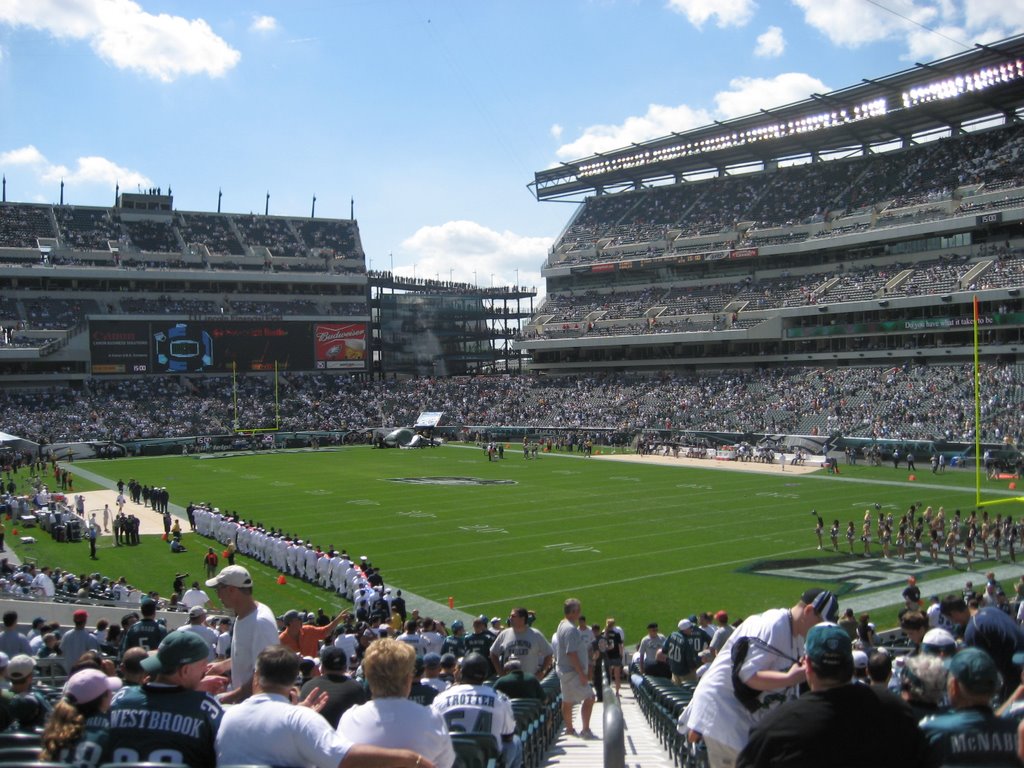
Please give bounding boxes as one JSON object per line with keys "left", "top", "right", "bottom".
{"left": 90, "top": 320, "right": 366, "bottom": 374}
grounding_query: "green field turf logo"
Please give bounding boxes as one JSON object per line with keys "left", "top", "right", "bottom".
{"left": 747, "top": 557, "right": 942, "bottom": 594}
{"left": 387, "top": 476, "right": 518, "bottom": 486}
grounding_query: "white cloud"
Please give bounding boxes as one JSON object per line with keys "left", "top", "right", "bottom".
{"left": 0, "top": 144, "right": 151, "bottom": 190}
{"left": 904, "top": 24, "right": 974, "bottom": 60}
{"left": 400, "top": 220, "right": 551, "bottom": 290}
{"left": 250, "top": 15, "right": 277, "bottom": 33}
{"left": 714, "top": 72, "right": 830, "bottom": 119}
{"left": 666, "top": 0, "right": 757, "bottom": 28}
{"left": 556, "top": 104, "right": 713, "bottom": 160}
{"left": 964, "top": 0, "right": 1024, "bottom": 29}
{"left": 755, "top": 25, "right": 786, "bottom": 57}
{"left": 791, "top": 0, "right": 930, "bottom": 48}
{"left": 44, "top": 155, "right": 150, "bottom": 188}
{"left": 791, "top": 0, "right": 1024, "bottom": 61}
{"left": 550, "top": 124, "right": 563, "bottom": 140}
{"left": 0, "top": 0, "right": 240, "bottom": 82}
{"left": 554, "top": 72, "right": 828, "bottom": 159}
{"left": 0, "top": 145, "right": 47, "bottom": 166}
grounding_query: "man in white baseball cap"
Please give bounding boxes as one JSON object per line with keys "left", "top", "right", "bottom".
{"left": 205, "top": 565, "right": 277, "bottom": 703}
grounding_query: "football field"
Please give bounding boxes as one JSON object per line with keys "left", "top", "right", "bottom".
{"left": 53, "top": 444, "right": 1024, "bottom": 640}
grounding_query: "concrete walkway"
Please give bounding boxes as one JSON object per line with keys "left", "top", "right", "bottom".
{"left": 543, "top": 687, "right": 675, "bottom": 768}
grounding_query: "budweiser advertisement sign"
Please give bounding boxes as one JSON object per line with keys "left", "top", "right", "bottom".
{"left": 314, "top": 323, "right": 367, "bottom": 370}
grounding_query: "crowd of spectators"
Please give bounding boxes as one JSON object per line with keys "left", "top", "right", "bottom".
{"left": 549, "top": 122, "right": 1024, "bottom": 266}
{"left": 294, "top": 219, "right": 359, "bottom": 258}
{"left": 535, "top": 249, "right": 1019, "bottom": 336}
{"left": 176, "top": 213, "right": 245, "bottom": 256}
{"left": 23, "top": 299, "right": 99, "bottom": 330}
{"left": 0, "top": 205, "right": 369, "bottom": 274}
{"left": 119, "top": 296, "right": 220, "bottom": 315}
{"left": 221, "top": 299, "right": 321, "bottom": 316}
{"left": 0, "top": 204, "right": 56, "bottom": 249}
{"left": 53, "top": 207, "right": 121, "bottom": 252}
{"left": 660, "top": 579, "right": 1024, "bottom": 767}
{"left": 0, "top": 290, "right": 374, "bottom": 334}
{"left": 0, "top": 363, "right": 1020, "bottom": 444}
{"left": 234, "top": 216, "right": 305, "bottom": 259}
{"left": 0, "top": 495, "right": 553, "bottom": 767}
{"left": 119, "top": 220, "right": 178, "bottom": 254}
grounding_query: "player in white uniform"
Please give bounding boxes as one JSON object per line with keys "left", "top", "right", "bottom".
{"left": 303, "top": 546, "right": 318, "bottom": 582}
{"left": 315, "top": 553, "right": 331, "bottom": 588}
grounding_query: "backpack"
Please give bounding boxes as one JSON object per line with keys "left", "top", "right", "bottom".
{"left": 730, "top": 637, "right": 763, "bottom": 713}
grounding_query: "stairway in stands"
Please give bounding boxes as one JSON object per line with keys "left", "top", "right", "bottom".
{"left": 542, "top": 685, "right": 676, "bottom": 767}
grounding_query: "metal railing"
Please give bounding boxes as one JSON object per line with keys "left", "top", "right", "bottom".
{"left": 602, "top": 683, "right": 625, "bottom": 768}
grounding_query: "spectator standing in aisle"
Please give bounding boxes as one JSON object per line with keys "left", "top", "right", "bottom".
{"left": 205, "top": 565, "right": 278, "bottom": 703}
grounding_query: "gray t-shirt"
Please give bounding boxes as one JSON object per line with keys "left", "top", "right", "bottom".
{"left": 554, "top": 619, "right": 587, "bottom": 675}
{"left": 490, "top": 627, "right": 553, "bottom": 676}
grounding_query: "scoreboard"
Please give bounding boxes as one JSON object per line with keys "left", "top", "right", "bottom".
{"left": 89, "top": 320, "right": 366, "bottom": 374}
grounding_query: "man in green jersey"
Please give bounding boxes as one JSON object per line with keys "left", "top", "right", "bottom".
{"left": 105, "top": 631, "right": 222, "bottom": 768}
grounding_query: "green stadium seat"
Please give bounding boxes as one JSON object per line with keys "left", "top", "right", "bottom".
{"left": 0, "top": 734, "right": 41, "bottom": 751}
{"left": 450, "top": 733, "right": 500, "bottom": 768}
{"left": 0, "top": 747, "right": 44, "bottom": 764}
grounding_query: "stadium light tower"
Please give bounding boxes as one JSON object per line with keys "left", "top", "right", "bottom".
{"left": 311, "top": 194, "right": 316, "bottom": 219}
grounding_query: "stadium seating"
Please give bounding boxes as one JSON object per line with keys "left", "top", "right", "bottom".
{"left": 2, "top": 362, "right": 1020, "bottom": 443}
{"left": 0, "top": 204, "right": 56, "bottom": 249}
{"left": 632, "top": 674, "right": 700, "bottom": 767}
{"left": 234, "top": 216, "right": 305, "bottom": 259}
{"left": 547, "top": 122, "right": 1024, "bottom": 268}
{"left": 176, "top": 213, "right": 245, "bottom": 256}
{"left": 53, "top": 206, "right": 121, "bottom": 252}
{"left": 450, "top": 735, "right": 497, "bottom": 768}
{"left": 121, "top": 220, "right": 179, "bottom": 254}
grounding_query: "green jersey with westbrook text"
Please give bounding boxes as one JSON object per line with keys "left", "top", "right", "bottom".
{"left": 105, "top": 683, "right": 222, "bottom": 768}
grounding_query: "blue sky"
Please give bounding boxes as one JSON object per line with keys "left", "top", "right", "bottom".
{"left": 1, "top": 0, "right": 1022, "bottom": 291}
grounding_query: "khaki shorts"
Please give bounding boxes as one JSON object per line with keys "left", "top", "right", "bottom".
{"left": 559, "top": 671, "right": 595, "bottom": 704}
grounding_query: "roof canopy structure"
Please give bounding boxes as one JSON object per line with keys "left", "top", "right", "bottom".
{"left": 530, "top": 35, "right": 1024, "bottom": 202}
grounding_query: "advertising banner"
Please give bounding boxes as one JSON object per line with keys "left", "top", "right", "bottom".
{"left": 314, "top": 322, "right": 367, "bottom": 370}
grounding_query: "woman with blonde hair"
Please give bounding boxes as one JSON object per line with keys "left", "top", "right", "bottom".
{"left": 339, "top": 638, "right": 455, "bottom": 767}
{"left": 40, "top": 668, "right": 122, "bottom": 767}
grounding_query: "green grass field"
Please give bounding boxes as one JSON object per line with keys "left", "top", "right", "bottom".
{"left": 11, "top": 445, "right": 1023, "bottom": 641}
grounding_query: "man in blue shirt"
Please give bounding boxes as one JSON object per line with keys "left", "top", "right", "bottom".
{"left": 941, "top": 595, "right": 1024, "bottom": 701}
